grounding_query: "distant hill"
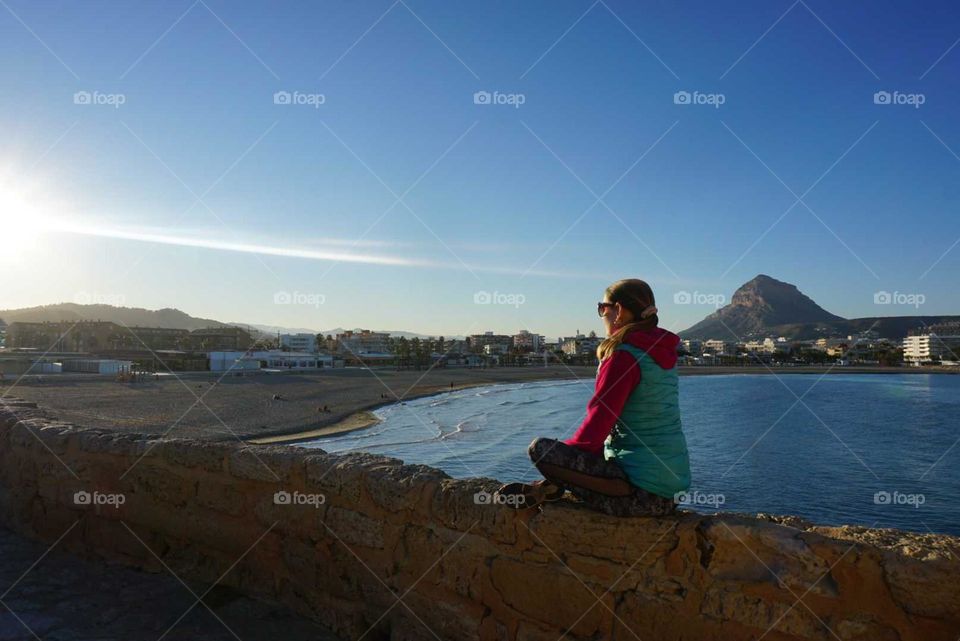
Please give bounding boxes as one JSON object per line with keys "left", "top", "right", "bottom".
{"left": 680, "top": 275, "right": 960, "bottom": 341}
{"left": 0, "top": 305, "right": 465, "bottom": 339}
{"left": 0, "top": 303, "right": 228, "bottom": 331}
{"left": 228, "top": 322, "right": 321, "bottom": 336}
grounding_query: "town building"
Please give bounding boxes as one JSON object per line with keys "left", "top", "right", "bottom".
{"left": 468, "top": 332, "right": 512, "bottom": 354}
{"left": 60, "top": 359, "right": 135, "bottom": 375}
{"left": 561, "top": 333, "right": 601, "bottom": 356}
{"left": 903, "top": 333, "right": 960, "bottom": 365}
{"left": 184, "top": 327, "right": 255, "bottom": 351}
{"left": 279, "top": 333, "right": 318, "bottom": 353}
{"left": 744, "top": 338, "right": 778, "bottom": 354}
{"left": 208, "top": 350, "right": 334, "bottom": 372}
{"left": 702, "top": 339, "right": 737, "bottom": 356}
{"left": 336, "top": 330, "right": 390, "bottom": 356}
{"left": 681, "top": 339, "right": 703, "bottom": 356}
{"left": 4, "top": 321, "right": 189, "bottom": 352}
{"left": 512, "top": 330, "right": 544, "bottom": 353}
{"left": 4, "top": 321, "right": 255, "bottom": 355}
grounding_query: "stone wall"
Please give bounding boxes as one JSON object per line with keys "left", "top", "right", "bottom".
{"left": 1, "top": 398, "right": 958, "bottom": 641}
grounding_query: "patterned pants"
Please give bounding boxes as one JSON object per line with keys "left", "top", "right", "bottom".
{"left": 528, "top": 437, "right": 677, "bottom": 518}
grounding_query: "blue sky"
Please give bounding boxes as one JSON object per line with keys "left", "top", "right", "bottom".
{"left": 1, "top": 0, "right": 959, "bottom": 338}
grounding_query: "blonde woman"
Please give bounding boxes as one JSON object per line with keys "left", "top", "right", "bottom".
{"left": 496, "top": 279, "right": 691, "bottom": 517}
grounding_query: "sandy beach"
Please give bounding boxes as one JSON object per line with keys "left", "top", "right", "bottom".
{"left": 2, "top": 366, "right": 598, "bottom": 442}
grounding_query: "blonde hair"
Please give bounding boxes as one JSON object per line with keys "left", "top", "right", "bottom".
{"left": 596, "top": 279, "right": 658, "bottom": 362}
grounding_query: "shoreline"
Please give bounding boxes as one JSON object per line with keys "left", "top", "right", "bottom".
{"left": 245, "top": 379, "right": 571, "bottom": 445}
{"left": 250, "top": 365, "right": 957, "bottom": 445}
{"left": 247, "top": 410, "right": 384, "bottom": 444}
{"left": 6, "top": 365, "right": 600, "bottom": 442}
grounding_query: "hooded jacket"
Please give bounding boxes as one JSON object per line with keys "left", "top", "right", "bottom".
{"left": 564, "top": 327, "right": 680, "bottom": 455}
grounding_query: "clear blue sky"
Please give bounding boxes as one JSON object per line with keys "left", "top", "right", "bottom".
{"left": 2, "top": 0, "right": 959, "bottom": 338}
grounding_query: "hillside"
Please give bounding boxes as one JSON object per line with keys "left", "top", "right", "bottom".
{"left": 0, "top": 303, "right": 227, "bottom": 331}
{"left": 0, "top": 305, "right": 460, "bottom": 340}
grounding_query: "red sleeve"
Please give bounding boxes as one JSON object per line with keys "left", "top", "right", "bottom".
{"left": 564, "top": 350, "right": 640, "bottom": 455}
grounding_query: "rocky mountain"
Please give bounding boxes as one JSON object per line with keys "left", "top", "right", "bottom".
{"left": 680, "top": 275, "right": 843, "bottom": 339}
{"left": 680, "top": 275, "right": 960, "bottom": 341}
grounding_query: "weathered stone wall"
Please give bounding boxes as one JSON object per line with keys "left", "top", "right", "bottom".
{"left": 1, "top": 398, "right": 958, "bottom": 641}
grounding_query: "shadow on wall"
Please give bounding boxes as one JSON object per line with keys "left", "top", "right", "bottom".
{"left": 0, "top": 397, "right": 958, "bottom": 641}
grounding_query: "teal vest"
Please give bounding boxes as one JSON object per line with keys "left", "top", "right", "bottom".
{"left": 603, "top": 344, "right": 691, "bottom": 498}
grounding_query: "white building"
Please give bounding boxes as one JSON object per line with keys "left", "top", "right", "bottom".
{"left": 561, "top": 333, "right": 601, "bottom": 356}
{"left": 903, "top": 333, "right": 960, "bottom": 365}
{"left": 61, "top": 359, "right": 134, "bottom": 375}
{"left": 703, "top": 339, "right": 737, "bottom": 356}
{"left": 744, "top": 338, "right": 777, "bottom": 354}
{"left": 279, "top": 333, "right": 318, "bottom": 353}
{"left": 28, "top": 360, "right": 62, "bottom": 374}
{"left": 208, "top": 350, "right": 333, "bottom": 372}
{"left": 512, "top": 330, "right": 543, "bottom": 353}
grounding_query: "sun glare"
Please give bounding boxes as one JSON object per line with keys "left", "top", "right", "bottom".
{"left": 0, "top": 180, "right": 50, "bottom": 260}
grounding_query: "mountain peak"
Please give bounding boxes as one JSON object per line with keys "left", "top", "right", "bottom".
{"left": 680, "top": 276, "right": 844, "bottom": 340}
{"left": 731, "top": 275, "right": 808, "bottom": 307}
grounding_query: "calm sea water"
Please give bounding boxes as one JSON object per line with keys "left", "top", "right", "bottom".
{"left": 299, "top": 374, "right": 960, "bottom": 535}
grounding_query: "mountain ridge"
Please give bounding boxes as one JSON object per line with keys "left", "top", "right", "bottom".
{"left": 0, "top": 303, "right": 226, "bottom": 331}
{"left": 0, "top": 304, "right": 458, "bottom": 340}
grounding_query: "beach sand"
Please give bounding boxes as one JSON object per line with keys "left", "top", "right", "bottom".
{"left": 3, "top": 366, "right": 597, "bottom": 442}
{"left": 247, "top": 410, "right": 383, "bottom": 445}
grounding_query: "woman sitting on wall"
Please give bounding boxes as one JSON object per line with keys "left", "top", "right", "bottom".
{"left": 495, "top": 278, "right": 691, "bottom": 517}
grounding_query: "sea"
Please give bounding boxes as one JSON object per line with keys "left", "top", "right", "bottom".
{"left": 299, "top": 373, "right": 960, "bottom": 535}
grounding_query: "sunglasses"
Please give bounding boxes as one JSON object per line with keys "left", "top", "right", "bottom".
{"left": 597, "top": 302, "right": 617, "bottom": 317}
